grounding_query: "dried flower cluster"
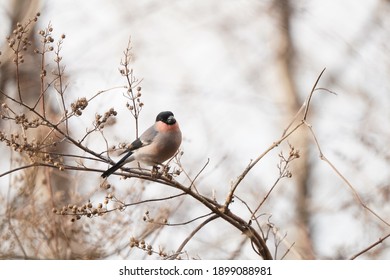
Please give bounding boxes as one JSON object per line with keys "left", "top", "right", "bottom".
{"left": 94, "top": 108, "right": 117, "bottom": 129}
{"left": 6, "top": 13, "right": 39, "bottom": 65}
{"left": 278, "top": 144, "right": 300, "bottom": 178}
{"left": 71, "top": 97, "right": 88, "bottom": 116}
{"left": 125, "top": 86, "right": 144, "bottom": 111}
{"left": 52, "top": 193, "right": 121, "bottom": 222}
{"left": 129, "top": 236, "right": 171, "bottom": 258}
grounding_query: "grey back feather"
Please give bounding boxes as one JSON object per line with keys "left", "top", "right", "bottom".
{"left": 119, "top": 124, "right": 157, "bottom": 156}
{"left": 139, "top": 124, "right": 158, "bottom": 145}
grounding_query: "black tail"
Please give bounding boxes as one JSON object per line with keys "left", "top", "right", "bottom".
{"left": 101, "top": 151, "right": 133, "bottom": 178}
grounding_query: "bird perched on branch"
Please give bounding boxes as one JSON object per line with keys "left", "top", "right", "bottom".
{"left": 101, "top": 111, "right": 182, "bottom": 178}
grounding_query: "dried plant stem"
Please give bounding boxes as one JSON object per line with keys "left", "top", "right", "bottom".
{"left": 305, "top": 122, "right": 390, "bottom": 227}
{"left": 169, "top": 214, "right": 219, "bottom": 259}
{"left": 350, "top": 232, "right": 390, "bottom": 259}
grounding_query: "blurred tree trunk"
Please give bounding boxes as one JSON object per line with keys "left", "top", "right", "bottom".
{"left": 0, "top": 0, "right": 98, "bottom": 259}
{"left": 273, "top": 0, "right": 315, "bottom": 259}
{"left": 0, "top": 0, "right": 40, "bottom": 104}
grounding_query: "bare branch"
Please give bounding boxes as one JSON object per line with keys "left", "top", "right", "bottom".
{"left": 350, "top": 233, "right": 390, "bottom": 260}
{"left": 305, "top": 121, "right": 390, "bottom": 227}
{"left": 168, "top": 214, "right": 219, "bottom": 260}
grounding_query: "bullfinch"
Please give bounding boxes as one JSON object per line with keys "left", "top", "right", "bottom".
{"left": 101, "top": 111, "right": 182, "bottom": 178}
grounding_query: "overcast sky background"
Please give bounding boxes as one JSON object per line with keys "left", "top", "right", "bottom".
{"left": 1, "top": 0, "right": 389, "bottom": 259}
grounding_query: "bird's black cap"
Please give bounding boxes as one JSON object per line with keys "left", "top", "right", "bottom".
{"left": 156, "top": 111, "right": 176, "bottom": 125}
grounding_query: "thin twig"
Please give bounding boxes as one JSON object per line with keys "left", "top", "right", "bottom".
{"left": 226, "top": 121, "right": 304, "bottom": 207}
{"left": 168, "top": 214, "right": 219, "bottom": 260}
{"left": 305, "top": 121, "right": 390, "bottom": 227}
{"left": 303, "top": 68, "right": 326, "bottom": 120}
{"left": 5, "top": 152, "right": 28, "bottom": 259}
{"left": 280, "top": 242, "right": 295, "bottom": 260}
{"left": 189, "top": 158, "right": 210, "bottom": 190}
{"left": 350, "top": 232, "right": 390, "bottom": 260}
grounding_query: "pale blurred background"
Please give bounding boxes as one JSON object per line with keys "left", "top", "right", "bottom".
{"left": 0, "top": 0, "right": 389, "bottom": 259}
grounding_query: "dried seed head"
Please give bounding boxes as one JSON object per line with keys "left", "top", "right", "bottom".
{"left": 130, "top": 238, "right": 136, "bottom": 248}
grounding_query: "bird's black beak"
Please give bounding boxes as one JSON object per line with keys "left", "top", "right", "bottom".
{"left": 167, "top": 115, "right": 176, "bottom": 125}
